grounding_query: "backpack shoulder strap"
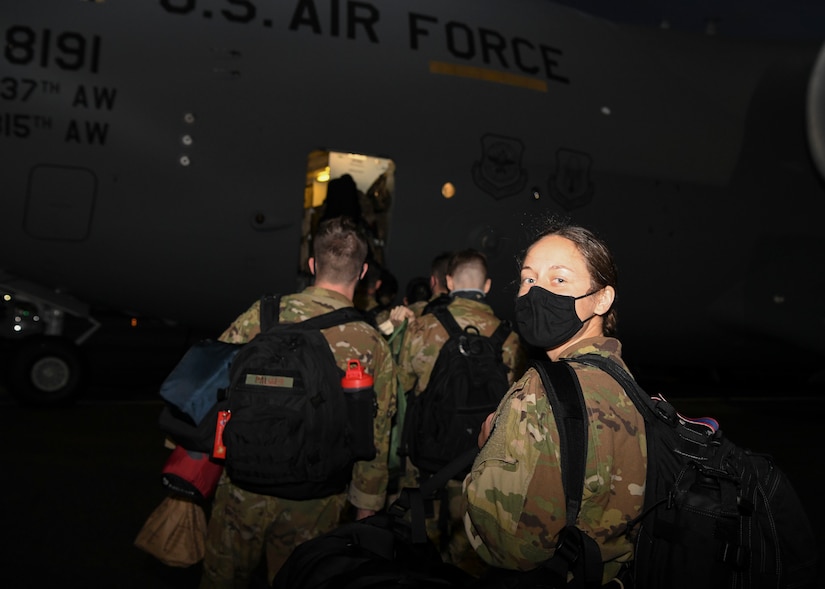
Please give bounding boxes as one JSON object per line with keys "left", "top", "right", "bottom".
{"left": 566, "top": 354, "right": 661, "bottom": 425}
{"left": 532, "top": 359, "right": 589, "bottom": 528}
{"left": 489, "top": 319, "right": 512, "bottom": 351}
{"left": 421, "top": 293, "right": 451, "bottom": 316}
{"left": 532, "top": 358, "right": 603, "bottom": 588}
{"left": 387, "top": 446, "right": 478, "bottom": 544}
{"left": 431, "top": 304, "right": 462, "bottom": 336}
{"left": 260, "top": 295, "right": 365, "bottom": 333}
{"left": 566, "top": 354, "right": 634, "bottom": 393}
{"left": 364, "top": 304, "right": 390, "bottom": 328}
{"left": 259, "top": 293, "right": 281, "bottom": 332}
{"left": 295, "top": 305, "right": 367, "bottom": 331}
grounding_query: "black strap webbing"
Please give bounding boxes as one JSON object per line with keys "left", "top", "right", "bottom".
{"left": 259, "top": 293, "right": 366, "bottom": 333}
{"left": 432, "top": 304, "right": 461, "bottom": 336}
{"left": 260, "top": 293, "right": 281, "bottom": 332}
{"left": 388, "top": 446, "right": 478, "bottom": 544}
{"left": 565, "top": 354, "right": 657, "bottom": 425}
{"left": 432, "top": 305, "right": 511, "bottom": 353}
{"left": 532, "top": 358, "right": 603, "bottom": 589}
{"left": 489, "top": 319, "right": 513, "bottom": 351}
{"left": 421, "top": 293, "right": 451, "bottom": 316}
{"left": 533, "top": 359, "right": 588, "bottom": 528}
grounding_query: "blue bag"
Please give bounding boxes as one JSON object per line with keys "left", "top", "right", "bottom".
{"left": 159, "top": 339, "right": 241, "bottom": 424}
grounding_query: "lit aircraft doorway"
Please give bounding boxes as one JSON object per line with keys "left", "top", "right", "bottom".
{"left": 300, "top": 150, "right": 395, "bottom": 278}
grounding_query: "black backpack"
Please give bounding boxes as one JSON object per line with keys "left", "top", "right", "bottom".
{"left": 536, "top": 354, "right": 818, "bottom": 589}
{"left": 273, "top": 448, "right": 478, "bottom": 589}
{"left": 401, "top": 305, "right": 512, "bottom": 478}
{"left": 221, "top": 294, "right": 371, "bottom": 500}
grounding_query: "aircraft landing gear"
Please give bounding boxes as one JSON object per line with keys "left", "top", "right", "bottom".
{"left": 9, "top": 337, "right": 84, "bottom": 406}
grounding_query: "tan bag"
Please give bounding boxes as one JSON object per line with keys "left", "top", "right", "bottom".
{"left": 134, "top": 495, "right": 207, "bottom": 567}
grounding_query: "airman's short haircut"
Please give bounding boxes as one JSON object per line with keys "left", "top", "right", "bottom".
{"left": 447, "top": 249, "right": 488, "bottom": 288}
{"left": 312, "top": 216, "right": 369, "bottom": 284}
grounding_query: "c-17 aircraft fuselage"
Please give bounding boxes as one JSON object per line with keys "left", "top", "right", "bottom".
{"left": 2, "top": 0, "right": 824, "bottom": 403}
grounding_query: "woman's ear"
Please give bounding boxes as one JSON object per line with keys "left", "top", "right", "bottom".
{"left": 594, "top": 285, "right": 615, "bottom": 315}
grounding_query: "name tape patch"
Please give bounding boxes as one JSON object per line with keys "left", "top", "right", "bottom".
{"left": 245, "top": 374, "right": 294, "bottom": 388}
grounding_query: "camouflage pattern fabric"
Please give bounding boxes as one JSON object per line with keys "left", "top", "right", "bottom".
{"left": 201, "top": 477, "right": 346, "bottom": 588}
{"left": 407, "top": 298, "right": 428, "bottom": 318}
{"left": 462, "top": 337, "right": 646, "bottom": 584}
{"left": 397, "top": 297, "right": 525, "bottom": 396}
{"left": 385, "top": 293, "right": 443, "bottom": 475}
{"left": 394, "top": 296, "right": 525, "bottom": 573}
{"left": 388, "top": 294, "right": 436, "bottom": 356}
{"left": 361, "top": 298, "right": 390, "bottom": 330}
{"left": 372, "top": 306, "right": 391, "bottom": 329}
{"left": 201, "top": 286, "right": 396, "bottom": 587}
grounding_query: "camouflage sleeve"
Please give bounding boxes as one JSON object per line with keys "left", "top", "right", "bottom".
{"left": 348, "top": 334, "right": 397, "bottom": 512}
{"left": 501, "top": 331, "right": 527, "bottom": 384}
{"left": 398, "top": 318, "right": 426, "bottom": 393}
{"left": 397, "top": 316, "right": 446, "bottom": 395}
{"left": 464, "top": 355, "right": 646, "bottom": 579}
{"left": 395, "top": 319, "right": 420, "bottom": 394}
{"left": 463, "top": 369, "right": 565, "bottom": 570}
{"left": 217, "top": 300, "right": 261, "bottom": 344}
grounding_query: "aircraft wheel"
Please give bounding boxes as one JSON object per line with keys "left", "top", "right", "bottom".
{"left": 10, "top": 337, "right": 84, "bottom": 406}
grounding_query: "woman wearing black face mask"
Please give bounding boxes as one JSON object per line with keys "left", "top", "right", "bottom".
{"left": 462, "top": 224, "right": 646, "bottom": 586}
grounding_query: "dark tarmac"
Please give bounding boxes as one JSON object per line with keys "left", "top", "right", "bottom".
{"left": 1, "top": 344, "right": 824, "bottom": 589}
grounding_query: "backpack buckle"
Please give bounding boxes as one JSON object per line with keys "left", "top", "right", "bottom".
{"left": 458, "top": 329, "right": 483, "bottom": 356}
{"left": 553, "top": 526, "right": 581, "bottom": 565}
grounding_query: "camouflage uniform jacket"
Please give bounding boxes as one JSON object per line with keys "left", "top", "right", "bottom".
{"left": 397, "top": 296, "right": 525, "bottom": 396}
{"left": 407, "top": 299, "right": 428, "bottom": 318}
{"left": 463, "top": 337, "right": 646, "bottom": 582}
{"left": 218, "top": 286, "right": 397, "bottom": 512}
{"left": 399, "top": 295, "right": 445, "bottom": 345}
{"left": 361, "top": 298, "right": 389, "bottom": 330}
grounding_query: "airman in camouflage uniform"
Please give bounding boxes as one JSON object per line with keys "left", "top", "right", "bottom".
{"left": 398, "top": 294, "right": 525, "bottom": 393}
{"left": 200, "top": 217, "right": 396, "bottom": 589}
{"left": 410, "top": 250, "right": 453, "bottom": 318}
{"left": 463, "top": 338, "right": 646, "bottom": 582}
{"left": 463, "top": 224, "right": 647, "bottom": 585}
{"left": 396, "top": 249, "right": 525, "bottom": 575}
{"left": 383, "top": 251, "right": 453, "bottom": 337}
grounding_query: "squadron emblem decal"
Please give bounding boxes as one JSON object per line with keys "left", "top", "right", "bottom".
{"left": 472, "top": 134, "right": 527, "bottom": 200}
{"left": 548, "top": 148, "right": 594, "bottom": 211}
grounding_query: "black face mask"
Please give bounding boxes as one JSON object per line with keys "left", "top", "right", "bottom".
{"left": 514, "top": 286, "right": 599, "bottom": 350}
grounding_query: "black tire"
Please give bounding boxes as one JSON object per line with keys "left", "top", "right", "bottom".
{"left": 9, "top": 337, "right": 84, "bottom": 406}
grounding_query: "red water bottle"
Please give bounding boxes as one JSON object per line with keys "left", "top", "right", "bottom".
{"left": 342, "top": 359, "right": 377, "bottom": 461}
{"left": 342, "top": 359, "right": 373, "bottom": 392}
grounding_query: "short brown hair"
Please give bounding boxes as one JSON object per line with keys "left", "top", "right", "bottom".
{"left": 312, "top": 216, "right": 369, "bottom": 284}
{"left": 447, "top": 249, "right": 489, "bottom": 289}
{"left": 448, "top": 249, "right": 488, "bottom": 276}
